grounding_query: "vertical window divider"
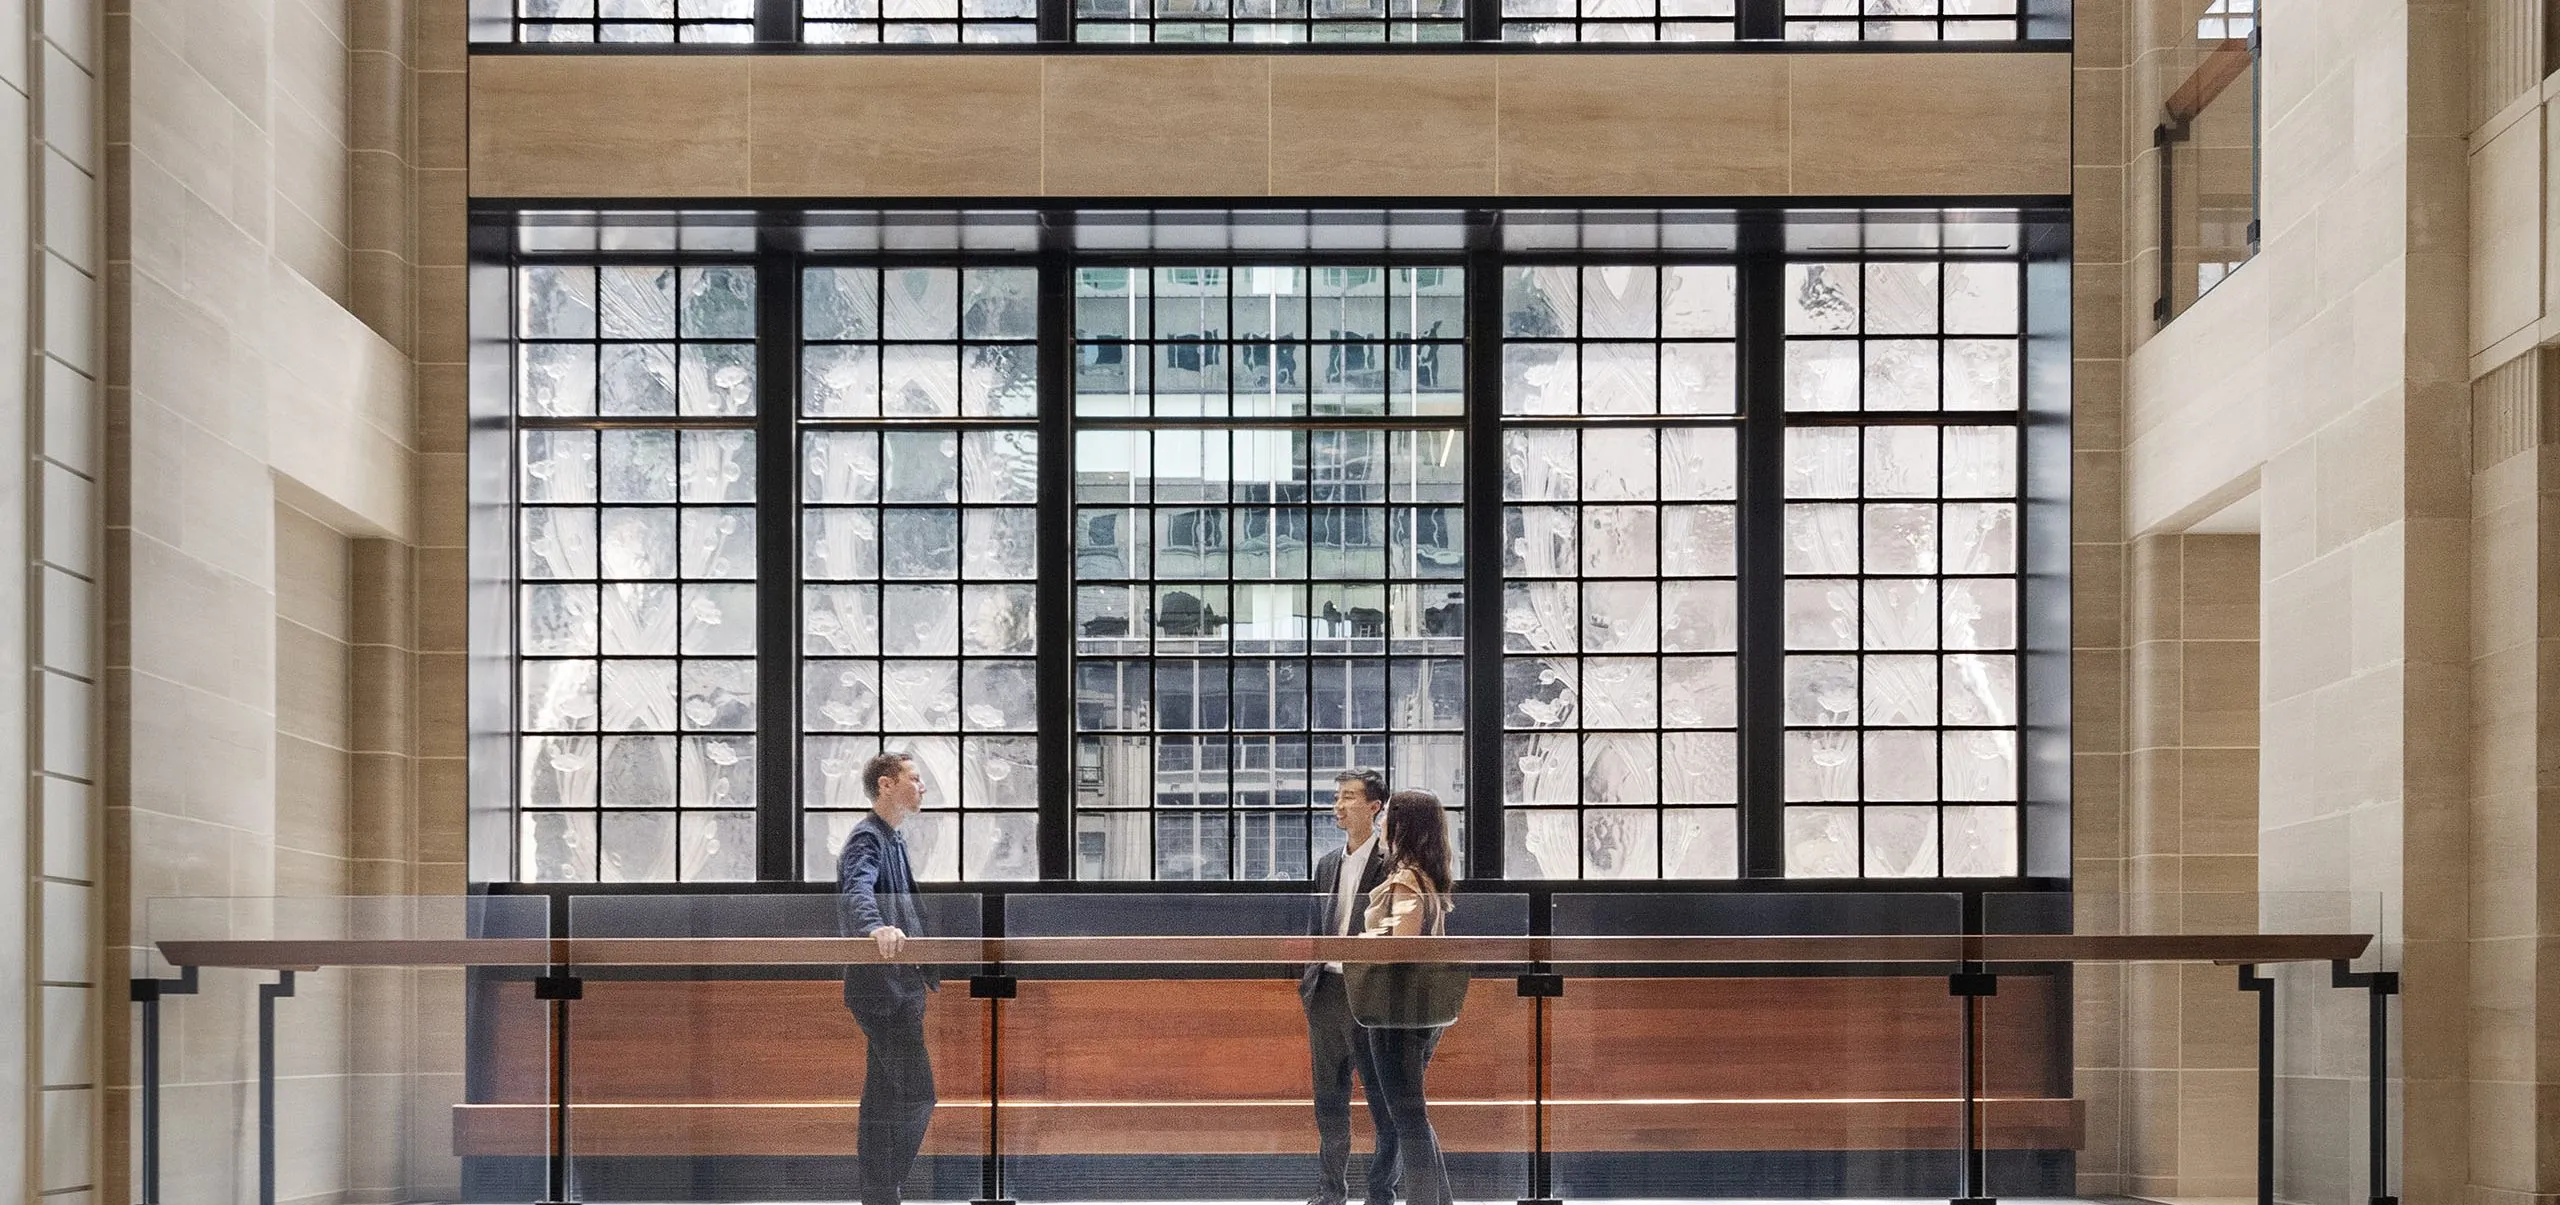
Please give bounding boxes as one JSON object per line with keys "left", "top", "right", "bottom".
{"left": 1036, "top": 229, "right": 1078, "bottom": 879}
{"left": 1737, "top": 0, "right": 1783, "bottom": 41}
{"left": 755, "top": 234, "right": 803, "bottom": 881}
{"left": 1462, "top": 239, "right": 1507, "bottom": 882}
{"left": 1736, "top": 223, "right": 1787, "bottom": 879}
{"left": 756, "top": 0, "right": 800, "bottom": 41}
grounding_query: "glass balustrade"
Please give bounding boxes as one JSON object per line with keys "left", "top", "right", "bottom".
{"left": 136, "top": 884, "right": 2389, "bottom": 1205}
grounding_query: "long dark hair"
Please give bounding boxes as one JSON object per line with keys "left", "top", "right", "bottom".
{"left": 1381, "top": 789, "right": 1453, "bottom": 899}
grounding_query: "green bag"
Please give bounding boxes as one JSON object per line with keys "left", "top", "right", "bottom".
{"left": 1345, "top": 889, "right": 1465, "bottom": 1029}
{"left": 1345, "top": 958, "right": 1470, "bottom": 1029}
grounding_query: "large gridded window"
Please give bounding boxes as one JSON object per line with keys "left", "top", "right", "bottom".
{"left": 491, "top": 219, "right": 2052, "bottom": 885}
{"left": 1070, "top": 266, "right": 1467, "bottom": 880}
{"left": 511, "top": 0, "right": 757, "bottom": 40}
{"left": 798, "top": 266, "right": 1045, "bottom": 881}
{"left": 514, "top": 262, "right": 763, "bottom": 882}
{"left": 1775, "top": 260, "right": 2023, "bottom": 878}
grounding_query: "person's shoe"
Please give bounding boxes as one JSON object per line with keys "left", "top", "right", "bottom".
{"left": 1307, "top": 1194, "right": 1349, "bottom": 1205}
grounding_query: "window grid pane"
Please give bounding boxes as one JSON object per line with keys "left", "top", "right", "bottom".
{"left": 514, "top": 262, "right": 762, "bottom": 884}
{"left": 1072, "top": 0, "right": 1463, "bottom": 43}
{"left": 799, "top": 265, "right": 1044, "bottom": 884}
{"left": 1780, "top": 0, "right": 2021, "bottom": 40}
{"left": 1073, "top": 265, "right": 1467, "bottom": 881}
{"left": 1497, "top": 0, "right": 1734, "bottom": 43}
{"left": 806, "top": 0, "right": 1040, "bottom": 43}
{"left": 515, "top": 0, "right": 758, "bottom": 40}
{"left": 1779, "top": 257, "right": 2024, "bottom": 880}
{"left": 1498, "top": 263, "right": 1742, "bottom": 881}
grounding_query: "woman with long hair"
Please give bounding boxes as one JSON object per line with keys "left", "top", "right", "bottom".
{"left": 1360, "top": 790, "right": 1457, "bottom": 1205}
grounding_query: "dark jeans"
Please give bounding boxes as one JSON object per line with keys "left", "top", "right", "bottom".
{"left": 1304, "top": 971, "right": 1400, "bottom": 1205}
{"left": 1363, "top": 1023, "right": 1450, "bottom": 1205}
{"left": 849, "top": 996, "right": 937, "bottom": 1205}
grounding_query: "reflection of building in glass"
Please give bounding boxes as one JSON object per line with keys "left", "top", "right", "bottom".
{"left": 1071, "top": 264, "right": 1466, "bottom": 880}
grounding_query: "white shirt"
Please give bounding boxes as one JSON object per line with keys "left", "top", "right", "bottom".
{"left": 1323, "top": 833, "right": 1378, "bottom": 974}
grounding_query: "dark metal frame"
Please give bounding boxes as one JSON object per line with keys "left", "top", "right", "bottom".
{"left": 479, "top": 0, "right": 2068, "bottom": 44}
{"left": 479, "top": 200, "right": 2070, "bottom": 888}
{"left": 126, "top": 966, "right": 198, "bottom": 1205}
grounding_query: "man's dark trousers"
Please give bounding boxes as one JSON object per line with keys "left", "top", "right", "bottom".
{"left": 1305, "top": 969, "right": 1401, "bottom": 1205}
{"left": 840, "top": 812, "right": 935, "bottom": 1205}
{"left": 849, "top": 991, "right": 936, "bottom": 1205}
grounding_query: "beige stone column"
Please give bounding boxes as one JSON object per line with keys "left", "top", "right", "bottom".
{"left": 2121, "top": 532, "right": 2264, "bottom": 1199}
{"left": 2463, "top": 348, "right": 2560, "bottom": 1205}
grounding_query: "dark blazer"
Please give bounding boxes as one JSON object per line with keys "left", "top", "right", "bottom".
{"left": 838, "top": 812, "right": 933, "bottom": 1011}
{"left": 1300, "top": 838, "right": 1393, "bottom": 999}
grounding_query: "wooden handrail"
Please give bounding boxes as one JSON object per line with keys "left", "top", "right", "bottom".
{"left": 155, "top": 931, "right": 2370, "bottom": 971}
{"left": 2166, "top": 37, "right": 2253, "bottom": 124}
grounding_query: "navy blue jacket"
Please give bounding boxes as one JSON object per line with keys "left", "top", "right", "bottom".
{"left": 838, "top": 812, "right": 933, "bottom": 1010}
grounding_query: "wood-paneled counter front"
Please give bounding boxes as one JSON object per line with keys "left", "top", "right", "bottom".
{"left": 454, "top": 975, "right": 2081, "bottom": 1157}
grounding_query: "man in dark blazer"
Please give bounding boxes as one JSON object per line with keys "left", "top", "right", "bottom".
{"left": 839, "top": 750, "right": 935, "bottom": 1205}
{"left": 1301, "top": 768, "right": 1398, "bottom": 1205}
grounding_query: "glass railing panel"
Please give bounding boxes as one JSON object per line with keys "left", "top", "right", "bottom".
{"left": 1981, "top": 890, "right": 2388, "bottom": 1205}
{"left": 139, "top": 895, "right": 553, "bottom": 1205}
{"left": 997, "top": 891, "right": 1534, "bottom": 1204}
{"left": 2157, "top": 1, "right": 2259, "bottom": 324}
{"left": 1543, "top": 892, "right": 1969, "bottom": 1200}
{"left": 562, "top": 892, "right": 990, "bottom": 1204}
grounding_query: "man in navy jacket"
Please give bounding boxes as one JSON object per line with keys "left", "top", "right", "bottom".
{"left": 839, "top": 750, "right": 936, "bottom": 1205}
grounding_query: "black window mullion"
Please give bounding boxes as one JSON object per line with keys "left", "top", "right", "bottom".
{"left": 1736, "top": 224, "right": 1787, "bottom": 879}
{"left": 1737, "top": 0, "right": 1783, "bottom": 40}
{"left": 1461, "top": 240, "right": 1506, "bottom": 881}
{"left": 754, "top": 235, "right": 802, "bottom": 881}
{"left": 1036, "top": 234, "right": 1078, "bottom": 879}
{"left": 756, "top": 0, "right": 799, "bottom": 41}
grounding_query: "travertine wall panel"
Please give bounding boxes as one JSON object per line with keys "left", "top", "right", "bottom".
{"left": 468, "top": 55, "right": 752, "bottom": 195}
{"left": 1269, "top": 57, "right": 1496, "bottom": 196}
{"left": 1043, "top": 57, "right": 1269, "bottom": 195}
{"left": 468, "top": 52, "right": 2072, "bottom": 199}
{"left": 751, "top": 57, "right": 1041, "bottom": 196}
{"left": 1786, "top": 53, "right": 2074, "bottom": 195}
{"left": 1493, "top": 55, "right": 1790, "bottom": 194}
